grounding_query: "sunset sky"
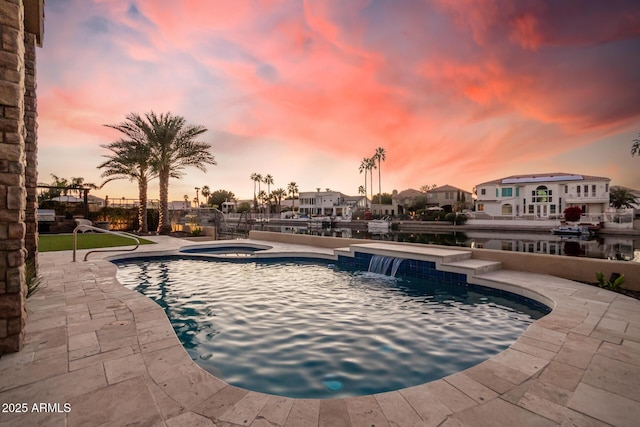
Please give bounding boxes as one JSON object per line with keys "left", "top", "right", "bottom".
{"left": 37, "top": 0, "right": 640, "bottom": 202}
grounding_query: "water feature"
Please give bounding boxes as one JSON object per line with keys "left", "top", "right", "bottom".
{"left": 368, "top": 254, "right": 404, "bottom": 276}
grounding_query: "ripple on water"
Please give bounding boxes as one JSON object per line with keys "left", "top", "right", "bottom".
{"left": 117, "top": 258, "right": 547, "bottom": 399}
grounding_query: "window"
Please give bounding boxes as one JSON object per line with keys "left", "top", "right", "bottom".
{"left": 480, "top": 188, "right": 486, "bottom": 196}
{"left": 592, "top": 185, "right": 596, "bottom": 197}
{"left": 577, "top": 186, "right": 581, "bottom": 194}
{"left": 496, "top": 189, "right": 499, "bottom": 197}
{"left": 565, "top": 185, "right": 568, "bottom": 194}
{"left": 502, "top": 204, "right": 513, "bottom": 215}
{"left": 477, "top": 203, "right": 485, "bottom": 211}
{"left": 550, "top": 205, "right": 556, "bottom": 214}
{"left": 528, "top": 205, "right": 534, "bottom": 214}
{"left": 501, "top": 188, "right": 513, "bottom": 197}
{"left": 583, "top": 185, "right": 588, "bottom": 195}
{"left": 605, "top": 183, "right": 609, "bottom": 192}
{"left": 515, "top": 188, "right": 519, "bottom": 197}
{"left": 532, "top": 186, "right": 551, "bottom": 203}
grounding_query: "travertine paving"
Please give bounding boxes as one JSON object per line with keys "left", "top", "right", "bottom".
{"left": 1, "top": 236, "right": 639, "bottom": 426}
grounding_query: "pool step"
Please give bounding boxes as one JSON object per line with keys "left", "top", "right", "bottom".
{"left": 440, "top": 259, "right": 503, "bottom": 276}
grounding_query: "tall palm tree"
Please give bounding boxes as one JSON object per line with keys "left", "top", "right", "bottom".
{"left": 287, "top": 182, "right": 299, "bottom": 214}
{"left": 373, "top": 147, "right": 386, "bottom": 204}
{"left": 98, "top": 135, "right": 156, "bottom": 233}
{"left": 250, "top": 173, "right": 262, "bottom": 213}
{"left": 133, "top": 111, "right": 215, "bottom": 234}
{"left": 183, "top": 194, "right": 190, "bottom": 209}
{"left": 263, "top": 174, "right": 274, "bottom": 215}
{"left": 632, "top": 133, "right": 640, "bottom": 157}
{"left": 359, "top": 157, "right": 369, "bottom": 206}
{"left": 201, "top": 185, "right": 211, "bottom": 207}
{"left": 366, "top": 157, "right": 376, "bottom": 209}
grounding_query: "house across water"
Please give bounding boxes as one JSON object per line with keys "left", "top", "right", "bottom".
{"left": 474, "top": 172, "right": 610, "bottom": 223}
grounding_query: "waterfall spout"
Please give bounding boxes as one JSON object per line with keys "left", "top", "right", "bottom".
{"left": 368, "top": 255, "right": 404, "bottom": 277}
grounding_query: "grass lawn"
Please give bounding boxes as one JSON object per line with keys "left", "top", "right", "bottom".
{"left": 39, "top": 233, "right": 155, "bottom": 252}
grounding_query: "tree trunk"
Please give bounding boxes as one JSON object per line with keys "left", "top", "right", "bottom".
{"left": 138, "top": 178, "right": 148, "bottom": 233}
{"left": 157, "top": 171, "right": 171, "bottom": 234}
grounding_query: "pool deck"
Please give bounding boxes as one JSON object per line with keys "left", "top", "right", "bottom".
{"left": 1, "top": 236, "right": 639, "bottom": 426}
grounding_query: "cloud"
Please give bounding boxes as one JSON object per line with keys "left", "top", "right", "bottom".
{"left": 37, "top": 0, "right": 640, "bottom": 199}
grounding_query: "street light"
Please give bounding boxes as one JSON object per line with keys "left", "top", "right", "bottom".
{"left": 194, "top": 187, "right": 200, "bottom": 209}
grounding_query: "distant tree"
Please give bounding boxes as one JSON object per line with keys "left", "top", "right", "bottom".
{"left": 237, "top": 202, "right": 251, "bottom": 213}
{"left": 609, "top": 186, "right": 636, "bottom": 209}
{"left": 183, "top": 194, "right": 190, "bottom": 209}
{"left": 358, "top": 185, "right": 366, "bottom": 196}
{"left": 563, "top": 206, "right": 582, "bottom": 222}
{"left": 271, "top": 188, "right": 286, "bottom": 214}
{"left": 632, "top": 132, "right": 640, "bottom": 157}
{"left": 373, "top": 147, "right": 386, "bottom": 202}
{"left": 208, "top": 189, "right": 236, "bottom": 209}
{"left": 372, "top": 193, "right": 393, "bottom": 204}
{"left": 287, "top": 182, "right": 299, "bottom": 213}
{"left": 420, "top": 184, "right": 437, "bottom": 192}
{"left": 69, "top": 177, "right": 98, "bottom": 198}
{"left": 201, "top": 185, "right": 211, "bottom": 206}
{"left": 263, "top": 174, "right": 274, "bottom": 214}
{"left": 250, "top": 173, "right": 262, "bottom": 213}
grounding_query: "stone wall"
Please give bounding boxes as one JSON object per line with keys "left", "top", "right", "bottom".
{"left": 0, "top": 0, "right": 27, "bottom": 354}
{"left": 24, "top": 32, "right": 37, "bottom": 268}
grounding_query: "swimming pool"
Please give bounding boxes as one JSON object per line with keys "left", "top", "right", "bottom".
{"left": 116, "top": 255, "right": 549, "bottom": 399}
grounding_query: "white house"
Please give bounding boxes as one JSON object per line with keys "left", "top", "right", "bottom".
{"left": 298, "top": 190, "right": 367, "bottom": 217}
{"left": 475, "top": 173, "right": 610, "bottom": 220}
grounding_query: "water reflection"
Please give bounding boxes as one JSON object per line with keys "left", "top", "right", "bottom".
{"left": 257, "top": 225, "right": 638, "bottom": 262}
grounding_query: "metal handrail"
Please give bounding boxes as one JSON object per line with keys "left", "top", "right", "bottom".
{"left": 73, "top": 225, "right": 141, "bottom": 261}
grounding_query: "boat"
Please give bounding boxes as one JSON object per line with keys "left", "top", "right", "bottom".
{"left": 551, "top": 225, "right": 592, "bottom": 236}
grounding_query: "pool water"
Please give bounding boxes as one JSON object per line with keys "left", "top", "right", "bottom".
{"left": 116, "top": 257, "right": 548, "bottom": 399}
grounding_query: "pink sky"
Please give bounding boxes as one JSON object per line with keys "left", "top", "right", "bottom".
{"left": 37, "top": 0, "right": 640, "bottom": 202}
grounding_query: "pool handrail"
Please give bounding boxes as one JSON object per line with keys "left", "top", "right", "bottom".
{"left": 72, "top": 224, "right": 141, "bottom": 262}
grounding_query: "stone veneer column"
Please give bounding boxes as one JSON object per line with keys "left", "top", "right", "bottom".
{"left": 0, "top": 0, "right": 28, "bottom": 354}
{"left": 24, "top": 32, "right": 37, "bottom": 270}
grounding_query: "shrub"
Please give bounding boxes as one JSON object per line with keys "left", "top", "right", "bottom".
{"left": 25, "top": 260, "right": 43, "bottom": 298}
{"left": 563, "top": 206, "right": 582, "bottom": 222}
{"left": 191, "top": 226, "right": 203, "bottom": 237}
{"left": 596, "top": 272, "right": 625, "bottom": 291}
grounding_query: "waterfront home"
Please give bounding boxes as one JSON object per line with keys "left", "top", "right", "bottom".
{"left": 426, "top": 184, "right": 473, "bottom": 211}
{"left": 474, "top": 172, "right": 610, "bottom": 222}
{"left": 391, "top": 188, "right": 424, "bottom": 216}
{"left": 298, "top": 190, "right": 367, "bottom": 218}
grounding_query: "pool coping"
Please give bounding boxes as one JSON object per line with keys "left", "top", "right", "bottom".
{"left": 1, "top": 236, "right": 639, "bottom": 426}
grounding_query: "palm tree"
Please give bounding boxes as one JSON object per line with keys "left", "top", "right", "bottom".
{"left": 271, "top": 188, "right": 286, "bottom": 214}
{"left": 250, "top": 173, "right": 262, "bottom": 213}
{"left": 263, "top": 174, "right": 274, "bottom": 215}
{"left": 98, "top": 134, "right": 156, "bottom": 233}
{"left": 358, "top": 185, "right": 365, "bottom": 196}
{"left": 70, "top": 176, "right": 98, "bottom": 198}
{"left": 129, "top": 111, "right": 214, "bottom": 234}
{"left": 632, "top": 133, "right": 640, "bottom": 157}
{"left": 373, "top": 147, "right": 386, "bottom": 203}
{"left": 366, "top": 157, "right": 376, "bottom": 209}
{"left": 287, "top": 182, "right": 299, "bottom": 214}
{"left": 201, "top": 185, "right": 211, "bottom": 207}
{"left": 610, "top": 186, "right": 637, "bottom": 209}
{"left": 359, "top": 158, "right": 369, "bottom": 204}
